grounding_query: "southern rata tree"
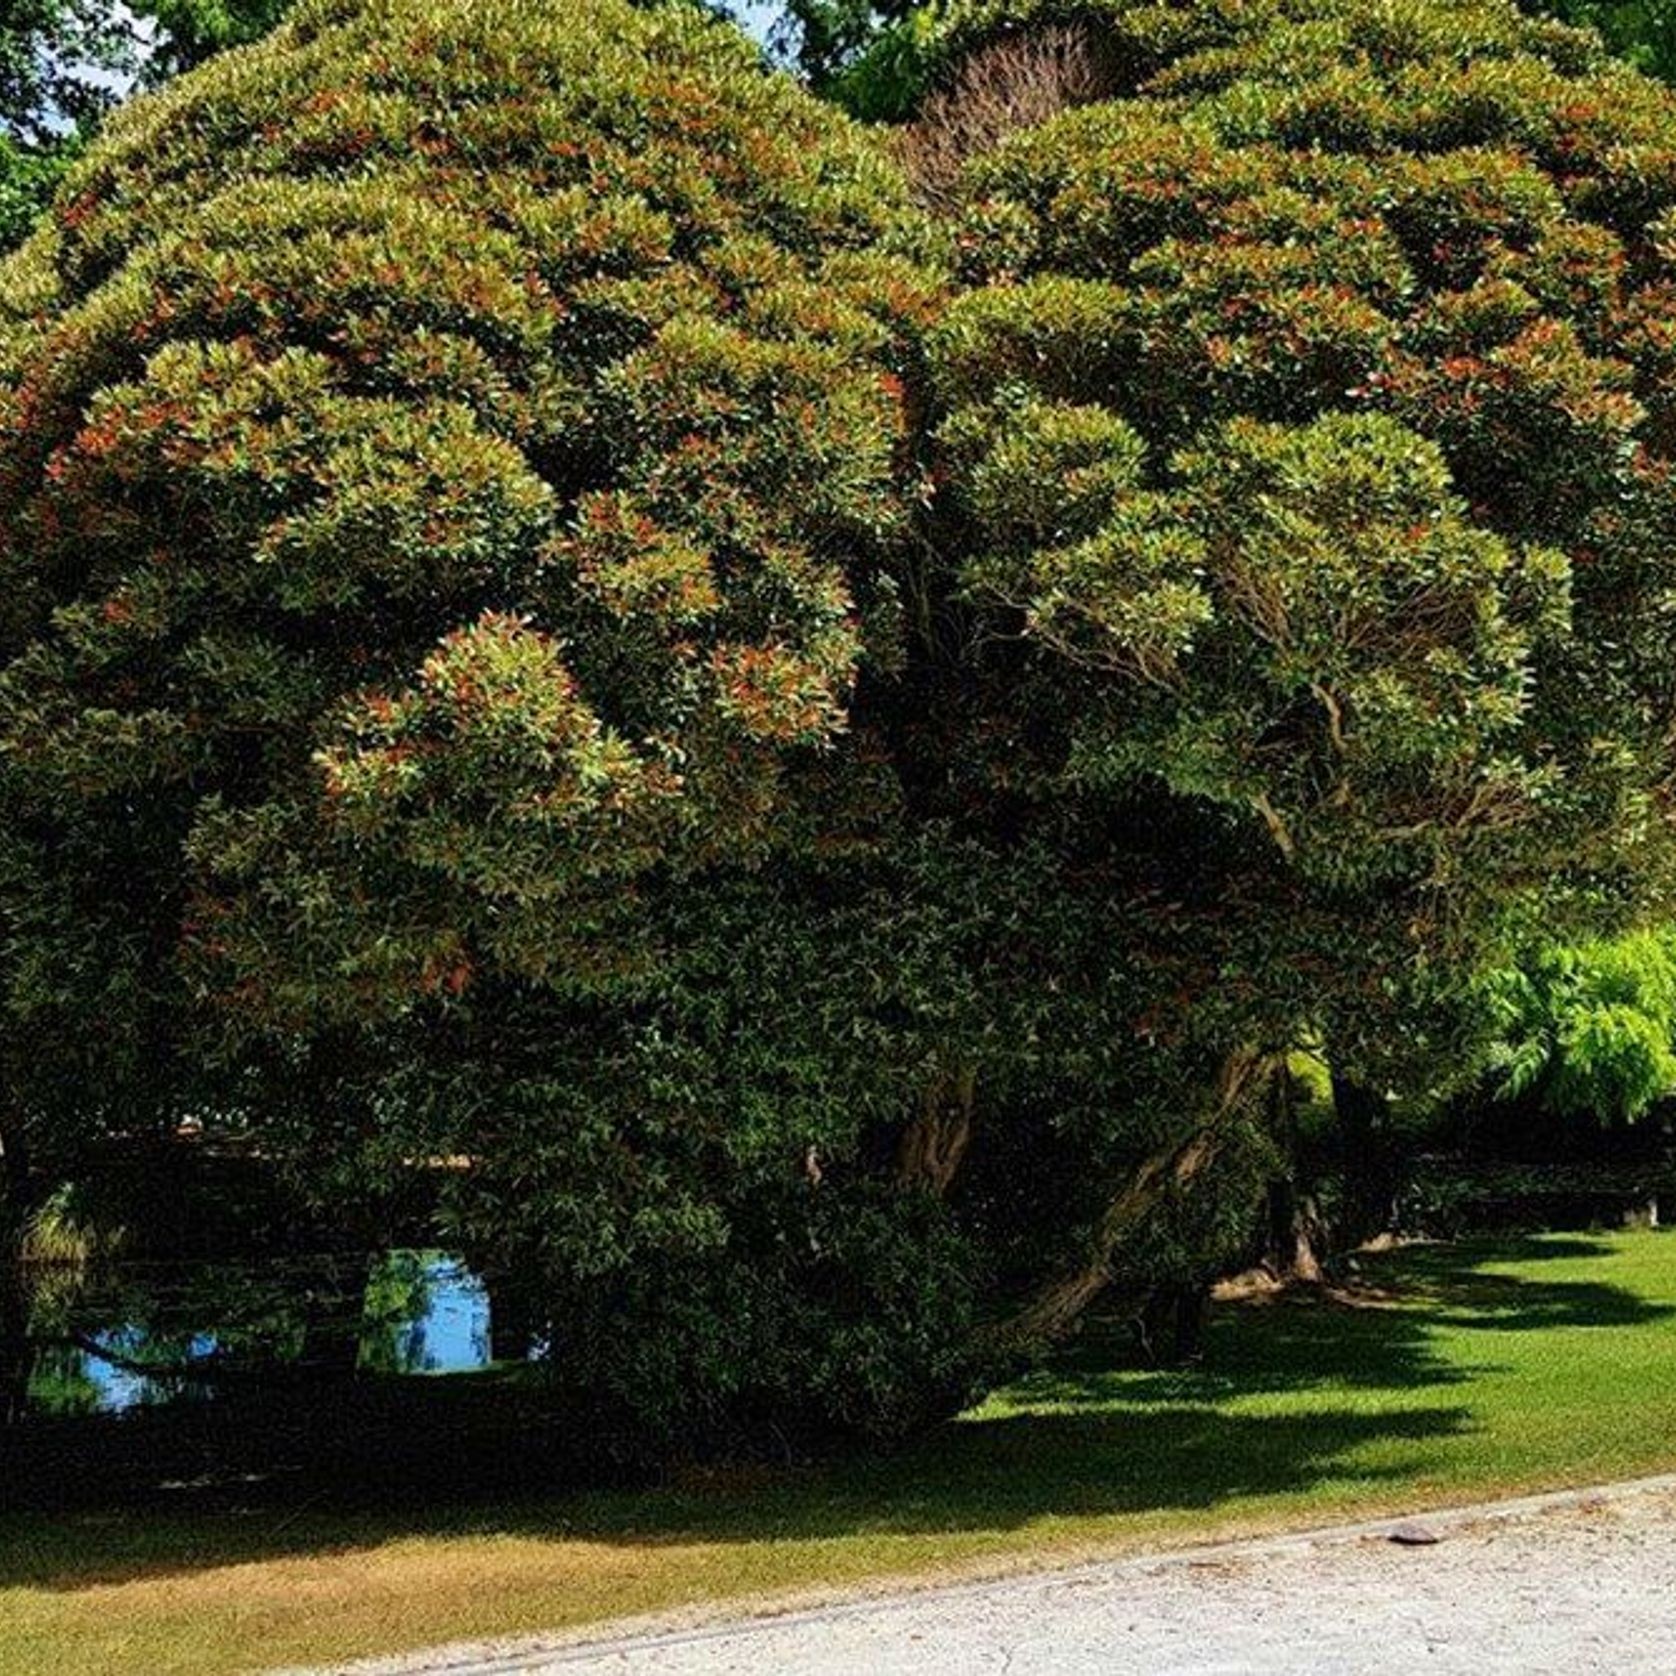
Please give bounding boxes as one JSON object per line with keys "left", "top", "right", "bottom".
{"left": 7, "top": 0, "right": 1676, "bottom": 1448}
{"left": 911, "top": 0, "right": 1676, "bottom": 1331}
{"left": 0, "top": 0, "right": 962, "bottom": 1440}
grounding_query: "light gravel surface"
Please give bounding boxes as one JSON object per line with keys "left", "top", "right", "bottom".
{"left": 316, "top": 1475, "right": 1676, "bottom": 1676}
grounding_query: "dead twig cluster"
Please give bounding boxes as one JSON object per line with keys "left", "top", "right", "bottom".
{"left": 899, "top": 25, "right": 1111, "bottom": 213}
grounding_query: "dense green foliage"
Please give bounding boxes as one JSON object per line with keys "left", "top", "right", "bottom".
{"left": 927, "top": 0, "right": 1676, "bottom": 1058}
{"left": 1481, "top": 930, "right": 1676, "bottom": 1122}
{"left": 10, "top": 0, "right": 1676, "bottom": 1450}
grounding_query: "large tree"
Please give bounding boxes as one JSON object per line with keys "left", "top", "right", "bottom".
{"left": 7, "top": 0, "right": 1676, "bottom": 1447}
{"left": 0, "top": 0, "right": 966, "bottom": 1441}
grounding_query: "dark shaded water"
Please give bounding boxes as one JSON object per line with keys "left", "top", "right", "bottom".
{"left": 19, "top": 1251, "right": 499, "bottom": 1419}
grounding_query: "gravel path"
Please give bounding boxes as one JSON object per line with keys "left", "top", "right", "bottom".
{"left": 319, "top": 1475, "right": 1676, "bottom": 1676}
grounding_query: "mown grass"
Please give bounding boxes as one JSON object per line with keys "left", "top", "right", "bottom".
{"left": 4, "top": 1230, "right": 1676, "bottom": 1676}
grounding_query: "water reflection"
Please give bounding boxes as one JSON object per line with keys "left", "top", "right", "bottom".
{"left": 360, "top": 1255, "right": 490, "bottom": 1377}
{"left": 21, "top": 1250, "right": 496, "bottom": 1418}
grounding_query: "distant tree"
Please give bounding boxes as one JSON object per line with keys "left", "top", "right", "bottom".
{"left": 771, "top": 0, "right": 910, "bottom": 83}
{"left": 1523, "top": 2, "right": 1676, "bottom": 83}
{"left": 0, "top": 0, "right": 130, "bottom": 249}
{"left": 0, "top": 1, "right": 133, "bottom": 145}
{"left": 766, "top": 0, "right": 1676, "bottom": 120}
{"left": 768, "top": 0, "right": 935, "bottom": 115}
{"left": 0, "top": 0, "right": 292, "bottom": 253}
{"left": 138, "top": 0, "right": 294, "bottom": 77}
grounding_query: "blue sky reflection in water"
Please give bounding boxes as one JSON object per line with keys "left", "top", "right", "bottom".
{"left": 364, "top": 1258, "right": 491, "bottom": 1377}
{"left": 24, "top": 1253, "right": 496, "bottom": 1418}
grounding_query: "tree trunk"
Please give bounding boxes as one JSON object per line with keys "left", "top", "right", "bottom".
{"left": 982, "top": 1047, "right": 1268, "bottom": 1355}
{"left": 1262, "top": 1065, "right": 1325, "bottom": 1284}
{"left": 1264, "top": 1180, "right": 1326, "bottom": 1284}
{"left": 1133, "top": 1281, "right": 1210, "bottom": 1366}
{"left": 489, "top": 1275, "right": 541, "bottom": 1364}
{"left": 1331, "top": 1070, "right": 1396, "bottom": 1248}
{"left": 896, "top": 1065, "right": 976, "bottom": 1196}
{"left": 297, "top": 1254, "right": 369, "bottom": 1377}
{"left": 0, "top": 1112, "right": 38, "bottom": 1427}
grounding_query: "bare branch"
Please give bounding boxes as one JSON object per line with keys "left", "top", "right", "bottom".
{"left": 899, "top": 26, "right": 1111, "bottom": 213}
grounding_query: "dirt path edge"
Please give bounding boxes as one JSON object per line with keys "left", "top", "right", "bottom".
{"left": 286, "top": 1470, "right": 1676, "bottom": 1676}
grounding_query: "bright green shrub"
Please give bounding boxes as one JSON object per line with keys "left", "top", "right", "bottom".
{"left": 1484, "top": 930, "right": 1676, "bottom": 1122}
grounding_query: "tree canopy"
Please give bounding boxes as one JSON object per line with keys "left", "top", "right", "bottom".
{"left": 8, "top": 0, "right": 1676, "bottom": 1447}
{"left": 926, "top": 0, "right": 1676, "bottom": 997}
{"left": 0, "top": 0, "right": 964, "bottom": 1445}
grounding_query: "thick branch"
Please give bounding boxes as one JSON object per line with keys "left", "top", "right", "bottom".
{"left": 981, "top": 1047, "right": 1269, "bottom": 1355}
{"left": 1250, "top": 792, "right": 1297, "bottom": 861}
{"left": 897, "top": 1065, "right": 976, "bottom": 1197}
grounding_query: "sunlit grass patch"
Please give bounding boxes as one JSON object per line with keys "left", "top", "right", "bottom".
{"left": 4, "top": 1231, "right": 1675, "bottom": 1676}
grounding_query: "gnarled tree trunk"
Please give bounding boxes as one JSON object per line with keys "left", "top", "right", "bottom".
{"left": 982, "top": 1046, "right": 1270, "bottom": 1355}
{"left": 897, "top": 1065, "right": 976, "bottom": 1197}
{"left": 1331, "top": 1070, "right": 1397, "bottom": 1248}
{"left": 1261, "top": 1062, "right": 1325, "bottom": 1285}
{"left": 1, "top": 1111, "right": 38, "bottom": 1427}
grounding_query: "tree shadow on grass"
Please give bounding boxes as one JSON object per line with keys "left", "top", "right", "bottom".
{"left": 1011, "top": 1284, "right": 1467, "bottom": 1411}
{"left": 0, "top": 1399, "right": 1472, "bottom": 1592}
{"left": 0, "top": 1232, "right": 1665, "bottom": 1595}
{"left": 1349, "top": 1235, "right": 1676, "bottom": 1333}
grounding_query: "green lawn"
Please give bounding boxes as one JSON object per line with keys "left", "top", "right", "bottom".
{"left": 5, "top": 1231, "right": 1676, "bottom": 1676}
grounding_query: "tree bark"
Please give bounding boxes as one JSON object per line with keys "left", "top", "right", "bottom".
{"left": 1263, "top": 1180, "right": 1326, "bottom": 1284}
{"left": 982, "top": 1047, "right": 1269, "bottom": 1355}
{"left": 896, "top": 1065, "right": 976, "bottom": 1197}
{"left": 1133, "top": 1281, "right": 1210, "bottom": 1366}
{"left": 0, "top": 1111, "right": 38, "bottom": 1427}
{"left": 297, "top": 1254, "right": 370, "bottom": 1376}
{"left": 1331, "top": 1070, "right": 1396, "bottom": 1248}
{"left": 1262, "top": 1064, "right": 1325, "bottom": 1284}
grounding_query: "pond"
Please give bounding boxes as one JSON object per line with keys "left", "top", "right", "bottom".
{"left": 17, "top": 1250, "right": 506, "bottom": 1420}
